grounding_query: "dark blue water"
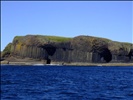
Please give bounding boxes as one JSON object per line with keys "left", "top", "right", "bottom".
{"left": 1, "top": 65, "right": 133, "bottom": 100}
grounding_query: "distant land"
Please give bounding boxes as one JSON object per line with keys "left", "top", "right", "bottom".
{"left": 1, "top": 35, "right": 133, "bottom": 66}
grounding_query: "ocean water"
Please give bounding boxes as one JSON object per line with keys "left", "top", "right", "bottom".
{"left": 1, "top": 65, "right": 133, "bottom": 100}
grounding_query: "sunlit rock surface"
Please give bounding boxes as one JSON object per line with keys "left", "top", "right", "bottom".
{"left": 2, "top": 35, "right": 133, "bottom": 64}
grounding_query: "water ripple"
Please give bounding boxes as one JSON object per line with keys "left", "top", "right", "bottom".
{"left": 1, "top": 65, "right": 133, "bottom": 100}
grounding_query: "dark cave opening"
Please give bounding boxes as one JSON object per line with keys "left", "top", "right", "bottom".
{"left": 42, "top": 44, "right": 56, "bottom": 56}
{"left": 46, "top": 47, "right": 56, "bottom": 56}
{"left": 100, "top": 48, "right": 112, "bottom": 63}
{"left": 46, "top": 58, "right": 51, "bottom": 64}
{"left": 63, "top": 48, "right": 66, "bottom": 51}
{"left": 128, "top": 49, "right": 133, "bottom": 60}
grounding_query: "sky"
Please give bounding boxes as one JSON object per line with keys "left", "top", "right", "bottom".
{"left": 1, "top": 1, "right": 133, "bottom": 51}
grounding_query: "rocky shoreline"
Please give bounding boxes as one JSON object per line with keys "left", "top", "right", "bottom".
{"left": 1, "top": 60, "right": 133, "bottom": 66}
{"left": 1, "top": 35, "right": 133, "bottom": 66}
{"left": 1, "top": 35, "right": 133, "bottom": 64}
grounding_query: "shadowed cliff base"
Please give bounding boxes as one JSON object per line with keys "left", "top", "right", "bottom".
{"left": 99, "top": 48, "right": 112, "bottom": 63}
{"left": 1, "top": 35, "right": 133, "bottom": 65}
{"left": 46, "top": 58, "right": 51, "bottom": 64}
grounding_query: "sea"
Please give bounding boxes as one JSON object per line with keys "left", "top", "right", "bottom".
{"left": 1, "top": 65, "right": 133, "bottom": 100}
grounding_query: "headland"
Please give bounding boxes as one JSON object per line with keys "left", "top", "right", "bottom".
{"left": 1, "top": 35, "right": 133, "bottom": 66}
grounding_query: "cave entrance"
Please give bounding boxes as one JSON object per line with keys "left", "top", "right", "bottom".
{"left": 128, "top": 49, "right": 133, "bottom": 60}
{"left": 46, "top": 58, "right": 51, "bottom": 64}
{"left": 45, "top": 45, "right": 56, "bottom": 56}
{"left": 100, "top": 48, "right": 112, "bottom": 63}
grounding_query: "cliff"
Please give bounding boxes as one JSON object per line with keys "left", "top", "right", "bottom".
{"left": 2, "top": 35, "right": 133, "bottom": 64}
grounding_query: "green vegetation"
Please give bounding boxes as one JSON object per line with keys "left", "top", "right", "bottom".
{"left": 46, "top": 36, "right": 71, "bottom": 42}
{"left": 74, "top": 35, "right": 111, "bottom": 43}
{"left": 13, "top": 36, "right": 23, "bottom": 42}
{"left": 36, "top": 35, "right": 71, "bottom": 43}
{"left": 12, "top": 35, "right": 72, "bottom": 45}
{"left": 2, "top": 43, "right": 12, "bottom": 57}
{"left": 2, "top": 34, "right": 133, "bottom": 63}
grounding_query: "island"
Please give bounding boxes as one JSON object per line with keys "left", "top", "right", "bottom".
{"left": 1, "top": 35, "right": 133, "bottom": 66}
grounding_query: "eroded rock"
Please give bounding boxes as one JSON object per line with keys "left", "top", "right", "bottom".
{"left": 2, "top": 35, "right": 133, "bottom": 64}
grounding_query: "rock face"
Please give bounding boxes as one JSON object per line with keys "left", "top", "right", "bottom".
{"left": 2, "top": 35, "right": 133, "bottom": 64}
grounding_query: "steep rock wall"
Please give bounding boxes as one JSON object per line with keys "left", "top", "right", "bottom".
{"left": 2, "top": 35, "right": 133, "bottom": 63}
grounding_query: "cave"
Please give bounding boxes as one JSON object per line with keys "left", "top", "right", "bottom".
{"left": 46, "top": 58, "right": 51, "bottom": 64}
{"left": 45, "top": 45, "right": 56, "bottom": 56}
{"left": 100, "top": 48, "right": 112, "bottom": 63}
{"left": 40, "top": 45, "right": 56, "bottom": 56}
{"left": 63, "top": 48, "right": 66, "bottom": 51}
{"left": 128, "top": 49, "right": 133, "bottom": 60}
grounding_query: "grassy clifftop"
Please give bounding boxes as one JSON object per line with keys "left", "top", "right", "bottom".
{"left": 2, "top": 35, "right": 133, "bottom": 59}
{"left": 2, "top": 43, "right": 12, "bottom": 58}
{"left": 13, "top": 35, "right": 72, "bottom": 46}
{"left": 2, "top": 35, "right": 72, "bottom": 58}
